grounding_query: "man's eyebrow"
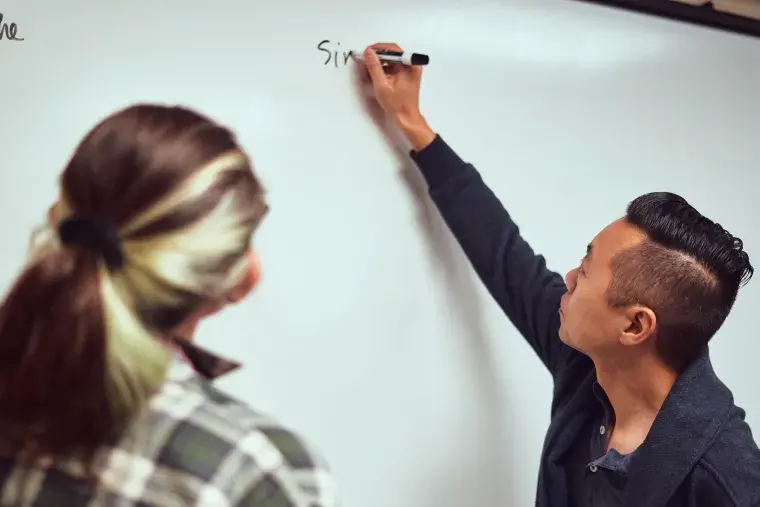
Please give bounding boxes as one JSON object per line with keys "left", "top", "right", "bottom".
{"left": 585, "top": 243, "right": 593, "bottom": 258}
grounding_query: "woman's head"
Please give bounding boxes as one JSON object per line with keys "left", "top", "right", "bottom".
{"left": 0, "top": 104, "right": 267, "bottom": 464}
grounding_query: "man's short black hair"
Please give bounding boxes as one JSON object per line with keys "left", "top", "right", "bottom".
{"left": 606, "top": 192, "right": 753, "bottom": 371}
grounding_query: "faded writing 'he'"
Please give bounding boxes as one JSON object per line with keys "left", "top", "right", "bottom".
{"left": 0, "top": 13, "right": 24, "bottom": 41}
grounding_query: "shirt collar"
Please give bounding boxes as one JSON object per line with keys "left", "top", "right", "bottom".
{"left": 169, "top": 336, "right": 241, "bottom": 380}
{"left": 623, "top": 351, "right": 733, "bottom": 507}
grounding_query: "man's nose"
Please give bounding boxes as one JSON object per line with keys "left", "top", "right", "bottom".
{"left": 565, "top": 268, "right": 577, "bottom": 292}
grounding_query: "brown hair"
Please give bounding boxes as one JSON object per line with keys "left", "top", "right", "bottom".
{"left": 0, "top": 104, "right": 267, "bottom": 468}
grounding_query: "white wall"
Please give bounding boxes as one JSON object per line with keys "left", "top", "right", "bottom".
{"left": 1, "top": 1, "right": 759, "bottom": 506}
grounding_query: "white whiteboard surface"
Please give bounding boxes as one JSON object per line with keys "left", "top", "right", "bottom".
{"left": 1, "top": 1, "right": 759, "bottom": 506}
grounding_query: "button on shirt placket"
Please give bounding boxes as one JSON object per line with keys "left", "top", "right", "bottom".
{"left": 583, "top": 384, "right": 632, "bottom": 506}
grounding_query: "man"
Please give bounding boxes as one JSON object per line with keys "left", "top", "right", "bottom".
{"left": 356, "top": 43, "right": 760, "bottom": 506}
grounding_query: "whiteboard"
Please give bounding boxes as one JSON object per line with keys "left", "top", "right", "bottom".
{"left": 1, "top": 1, "right": 759, "bottom": 506}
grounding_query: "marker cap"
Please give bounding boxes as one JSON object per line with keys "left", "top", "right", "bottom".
{"left": 409, "top": 53, "right": 429, "bottom": 66}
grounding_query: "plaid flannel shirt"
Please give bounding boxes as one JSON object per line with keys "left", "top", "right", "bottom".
{"left": 0, "top": 339, "right": 338, "bottom": 506}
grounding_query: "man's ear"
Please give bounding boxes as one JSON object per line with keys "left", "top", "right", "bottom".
{"left": 619, "top": 305, "right": 657, "bottom": 346}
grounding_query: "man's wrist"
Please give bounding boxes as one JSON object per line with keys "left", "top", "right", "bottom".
{"left": 396, "top": 113, "right": 436, "bottom": 152}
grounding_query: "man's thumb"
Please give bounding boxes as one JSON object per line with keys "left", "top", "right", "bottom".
{"left": 363, "top": 48, "right": 386, "bottom": 85}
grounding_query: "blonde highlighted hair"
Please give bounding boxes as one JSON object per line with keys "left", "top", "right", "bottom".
{"left": 0, "top": 104, "right": 267, "bottom": 466}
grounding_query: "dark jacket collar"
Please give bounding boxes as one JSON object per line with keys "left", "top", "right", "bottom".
{"left": 170, "top": 337, "right": 241, "bottom": 380}
{"left": 623, "top": 351, "right": 733, "bottom": 507}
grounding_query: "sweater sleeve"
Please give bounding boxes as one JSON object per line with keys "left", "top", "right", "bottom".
{"left": 410, "top": 135, "right": 570, "bottom": 376}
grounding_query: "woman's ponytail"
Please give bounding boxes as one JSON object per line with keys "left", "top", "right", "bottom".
{"left": 0, "top": 230, "right": 170, "bottom": 467}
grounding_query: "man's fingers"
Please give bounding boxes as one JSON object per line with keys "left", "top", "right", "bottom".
{"left": 370, "top": 42, "right": 404, "bottom": 53}
{"left": 363, "top": 47, "right": 387, "bottom": 86}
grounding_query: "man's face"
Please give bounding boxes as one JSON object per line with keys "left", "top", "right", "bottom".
{"left": 558, "top": 218, "right": 647, "bottom": 356}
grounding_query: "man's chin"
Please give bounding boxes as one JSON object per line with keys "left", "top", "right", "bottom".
{"left": 558, "top": 326, "right": 579, "bottom": 351}
{"left": 558, "top": 325, "right": 569, "bottom": 345}
{"left": 561, "top": 338, "right": 589, "bottom": 357}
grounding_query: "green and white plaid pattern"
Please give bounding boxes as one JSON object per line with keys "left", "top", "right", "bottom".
{"left": 0, "top": 341, "right": 338, "bottom": 506}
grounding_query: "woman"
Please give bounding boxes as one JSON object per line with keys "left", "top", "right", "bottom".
{"left": 0, "top": 105, "right": 337, "bottom": 506}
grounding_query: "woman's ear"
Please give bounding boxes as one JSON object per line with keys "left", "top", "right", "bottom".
{"left": 170, "top": 250, "right": 261, "bottom": 340}
{"left": 48, "top": 199, "right": 71, "bottom": 227}
{"left": 48, "top": 202, "right": 62, "bottom": 227}
{"left": 226, "top": 249, "right": 260, "bottom": 304}
{"left": 201, "top": 249, "right": 260, "bottom": 312}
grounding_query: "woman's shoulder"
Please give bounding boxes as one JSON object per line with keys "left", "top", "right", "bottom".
{"left": 113, "top": 357, "right": 339, "bottom": 506}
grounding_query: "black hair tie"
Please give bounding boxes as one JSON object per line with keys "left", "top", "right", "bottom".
{"left": 57, "top": 216, "right": 124, "bottom": 270}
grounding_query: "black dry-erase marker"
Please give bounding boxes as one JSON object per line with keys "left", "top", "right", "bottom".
{"left": 351, "top": 49, "right": 430, "bottom": 66}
